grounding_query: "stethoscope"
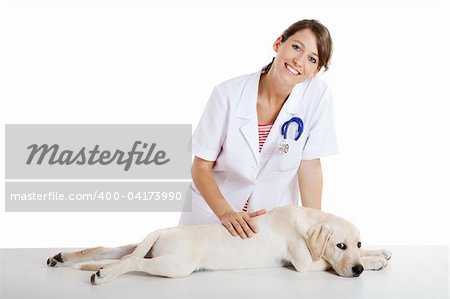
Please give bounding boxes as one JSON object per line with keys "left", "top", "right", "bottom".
{"left": 279, "top": 117, "right": 304, "bottom": 154}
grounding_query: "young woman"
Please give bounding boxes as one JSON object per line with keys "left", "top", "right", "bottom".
{"left": 179, "top": 19, "right": 338, "bottom": 239}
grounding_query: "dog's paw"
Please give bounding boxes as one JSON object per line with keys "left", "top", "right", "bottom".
{"left": 362, "top": 255, "right": 389, "bottom": 271}
{"left": 361, "top": 248, "right": 392, "bottom": 260}
{"left": 379, "top": 249, "right": 392, "bottom": 260}
{"left": 90, "top": 267, "right": 114, "bottom": 285}
{"left": 47, "top": 253, "right": 64, "bottom": 267}
{"left": 90, "top": 270, "right": 102, "bottom": 285}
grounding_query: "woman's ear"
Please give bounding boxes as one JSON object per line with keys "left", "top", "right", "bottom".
{"left": 273, "top": 36, "right": 283, "bottom": 53}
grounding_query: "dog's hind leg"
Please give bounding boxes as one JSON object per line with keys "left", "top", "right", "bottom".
{"left": 75, "top": 262, "right": 114, "bottom": 271}
{"left": 129, "top": 231, "right": 160, "bottom": 257}
{"left": 91, "top": 255, "right": 197, "bottom": 285}
{"left": 46, "top": 244, "right": 138, "bottom": 267}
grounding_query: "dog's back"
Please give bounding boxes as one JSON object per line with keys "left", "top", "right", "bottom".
{"left": 146, "top": 206, "right": 327, "bottom": 271}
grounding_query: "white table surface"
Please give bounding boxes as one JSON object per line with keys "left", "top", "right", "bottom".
{"left": 0, "top": 246, "right": 448, "bottom": 299}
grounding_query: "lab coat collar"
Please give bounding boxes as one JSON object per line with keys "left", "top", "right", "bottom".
{"left": 234, "top": 71, "right": 261, "bottom": 166}
{"left": 234, "top": 71, "right": 261, "bottom": 120}
{"left": 234, "top": 70, "right": 308, "bottom": 166}
{"left": 235, "top": 71, "right": 307, "bottom": 118}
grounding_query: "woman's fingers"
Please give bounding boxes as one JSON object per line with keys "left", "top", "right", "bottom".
{"left": 224, "top": 222, "right": 238, "bottom": 237}
{"left": 236, "top": 216, "right": 254, "bottom": 238}
{"left": 220, "top": 210, "right": 266, "bottom": 238}
{"left": 220, "top": 212, "right": 244, "bottom": 238}
{"left": 242, "top": 214, "right": 259, "bottom": 234}
{"left": 248, "top": 209, "right": 267, "bottom": 218}
{"left": 231, "top": 219, "right": 247, "bottom": 239}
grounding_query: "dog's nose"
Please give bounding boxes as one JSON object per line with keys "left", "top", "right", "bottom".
{"left": 352, "top": 264, "right": 364, "bottom": 277}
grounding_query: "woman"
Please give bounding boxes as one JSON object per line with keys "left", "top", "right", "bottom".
{"left": 179, "top": 19, "right": 338, "bottom": 239}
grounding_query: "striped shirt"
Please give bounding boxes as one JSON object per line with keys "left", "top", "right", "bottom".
{"left": 242, "top": 123, "right": 273, "bottom": 212}
{"left": 258, "top": 123, "right": 273, "bottom": 152}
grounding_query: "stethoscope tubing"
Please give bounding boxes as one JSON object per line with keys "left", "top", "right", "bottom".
{"left": 281, "top": 117, "right": 304, "bottom": 141}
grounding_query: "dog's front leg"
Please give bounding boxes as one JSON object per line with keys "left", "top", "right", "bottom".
{"left": 360, "top": 248, "right": 392, "bottom": 260}
{"left": 289, "top": 243, "right": 329, "bottom": 273}
{"left": 291, "top": 257, "right": 329, "bottom": 273}
{"left": 360, "top": 248, "right": 391, "bottom": 271}
{"left": 361, "top": 255, "right": 389, "bottom": 271}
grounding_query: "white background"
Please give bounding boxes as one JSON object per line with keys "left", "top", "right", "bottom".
{"left": 0, "top": 0, "right": 449, "bottom": 248}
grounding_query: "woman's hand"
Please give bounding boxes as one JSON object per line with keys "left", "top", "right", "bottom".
{"left": 219, "top": 209, "right": 267, "bottom": 239}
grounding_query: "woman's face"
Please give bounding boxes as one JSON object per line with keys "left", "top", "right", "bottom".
{"left": 271, "top": 29, "right": 321, "bottom": 86}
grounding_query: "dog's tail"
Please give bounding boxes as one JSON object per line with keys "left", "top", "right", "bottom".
{"left": 130, "top": 230, "right": 160, "bottom": 258}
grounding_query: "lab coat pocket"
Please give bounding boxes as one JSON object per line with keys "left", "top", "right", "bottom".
{"left": 278, "top": 137, "right": 304, "bottom": 171}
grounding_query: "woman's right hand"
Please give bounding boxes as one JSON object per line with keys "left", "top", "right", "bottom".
{"left": 219, "top": 209, "right": 267, "bottom": 239}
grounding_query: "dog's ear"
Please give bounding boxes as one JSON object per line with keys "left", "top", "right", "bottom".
{"left": 306, "top": 224, "right": 333, "bottom": 261}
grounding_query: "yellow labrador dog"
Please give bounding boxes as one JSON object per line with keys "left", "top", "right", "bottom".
{"left": 47, "top": 206, "right": 391, "bottom": 285}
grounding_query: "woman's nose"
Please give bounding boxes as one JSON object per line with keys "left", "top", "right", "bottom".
{"left": 293, "top": 55, "right": 306, "bottom": 68}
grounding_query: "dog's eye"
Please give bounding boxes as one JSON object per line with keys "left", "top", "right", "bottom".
{"left": 357, "top": 242, "right": 362, "bottom": 248}
{"left": 336, "top": 243, "right": 347, "bottom": 250}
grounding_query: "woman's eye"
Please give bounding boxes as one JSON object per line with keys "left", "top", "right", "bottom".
{"left": 292, "top": 44, "right": 301, "bottom": 51}
{"left": 308, "top": 56, "right": 317, "bottom": 64}
{"left": 336, "top": 243, "right": 347, "bottom": 250}
{"left": 357, "top": 242, "right": 362, "bottom": 248}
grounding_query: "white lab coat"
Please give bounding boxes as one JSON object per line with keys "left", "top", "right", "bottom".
{"left": 179, "top": 70, "right": 338, "bottom": 225}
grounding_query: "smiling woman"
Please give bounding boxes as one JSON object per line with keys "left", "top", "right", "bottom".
{"left": 281, "top": 20, "right": 333, "bottom": 70}
{"left": 179, "top": 19, "right": 338, "bottom": 240}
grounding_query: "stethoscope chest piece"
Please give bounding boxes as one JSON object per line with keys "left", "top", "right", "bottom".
{"left": 279, "top": 141, "right": 289, "bottom": 153}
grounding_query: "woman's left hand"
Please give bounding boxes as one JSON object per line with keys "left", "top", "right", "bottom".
{"left": 219, "top": 209, "right": 267, "bottom": 239}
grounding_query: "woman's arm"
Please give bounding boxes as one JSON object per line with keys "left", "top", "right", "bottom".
{"left": 297, "top": 158, "right": 323, "bottom": 210}
{"left": 192, "top": 156, "right": 266, "bottom": 238}
{"left": 191, "top": 156, "right": 233, "bottom": 218}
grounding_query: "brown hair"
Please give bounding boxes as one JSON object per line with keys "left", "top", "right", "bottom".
{"left": 265, "top": 19, "right": 333, "bottom": 72}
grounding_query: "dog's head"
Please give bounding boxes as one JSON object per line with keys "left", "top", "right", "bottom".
{"left": 306, "top": 216, "right": 363, "bottom": 277}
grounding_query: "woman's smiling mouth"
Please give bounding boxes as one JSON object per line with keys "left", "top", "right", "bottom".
{"left": 285, "top": 63, "right": 300, "bottom": 76}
